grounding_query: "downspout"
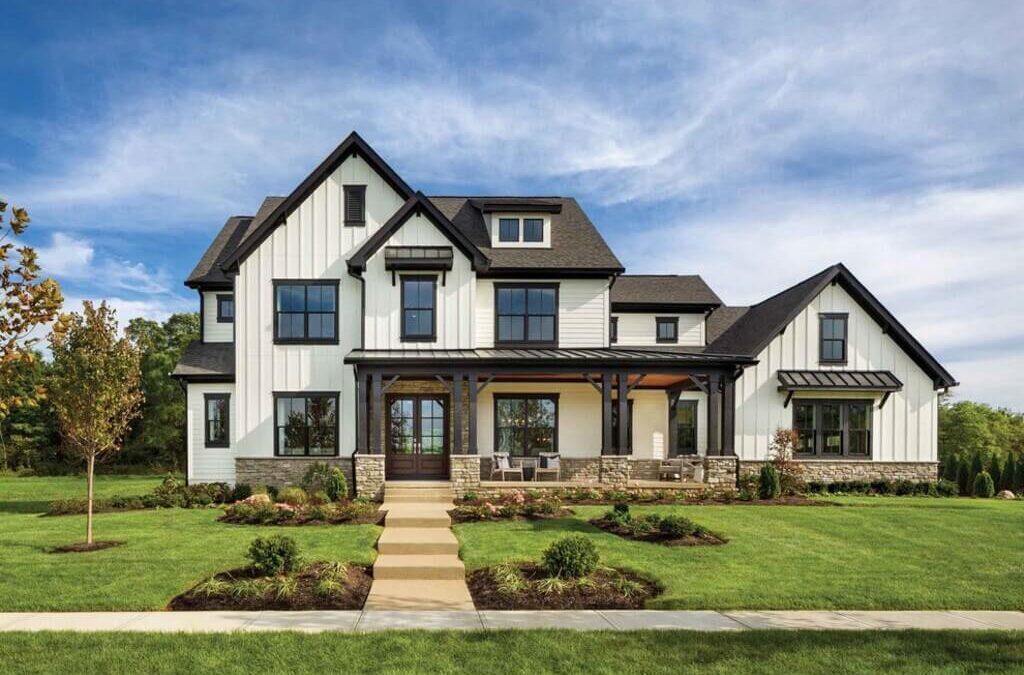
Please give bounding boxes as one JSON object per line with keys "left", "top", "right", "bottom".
{"left": 347, "top": 266, "right": 366, "bottom": 457}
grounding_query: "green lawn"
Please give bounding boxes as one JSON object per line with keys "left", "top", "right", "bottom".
{"left": 2, "top": 630, "right": 1023, "bottom": 675}
{"left": 455, "top": 497, "right": 1024, "bottom": 610}
{"left": 0, "top": 474, "right": 380, "bottom": 611}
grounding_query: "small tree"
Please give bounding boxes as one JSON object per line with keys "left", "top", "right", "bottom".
{"left": 941, "top": 454, "right": 959, "bottom": 483}
{"left": 989, "top": 459, "right": 1003, "bottom": 494}
{"left": 956, "top": 461, "right": 971, "bottom": 496}
{"left": 1015, "top": 455, "right": 1024, "bottom": 493}
{"left": 48, "top": 302, "right": 143, "bottom": 545}
{"left": 768, "top": 428, "right": 804, "bottom": 495}
{"left": 1000, "top": 454, "right": 1016, "bottom": 492}
{"left": 758, "top": 464, "right": 781, "bottom": 499}
{"left": 973, "top": 471, "right": 995, "bottom": 499}
{"left": 970, "top": 453, "right": 984, "bottom": 488}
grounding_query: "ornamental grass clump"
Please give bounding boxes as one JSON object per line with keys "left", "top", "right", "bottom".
{"left": 542, "top": 534, "right": 599, "bottom": 579}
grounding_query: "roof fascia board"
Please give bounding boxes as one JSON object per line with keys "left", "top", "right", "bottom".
{"left": 220, "top": 132, "right": 415, "bottom": 271}
{"left": 612, "top": 302, "right": 721, "bottom": 313}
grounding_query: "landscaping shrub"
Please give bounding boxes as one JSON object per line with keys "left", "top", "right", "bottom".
{"left": 737, "top": 473, "right": 759, "bottom": 501}
{"left": 989, "top": 461, "right": 1003, "bottom": 494}
{"left": 957, "top": 462, "right": 971, "bottom": 496}
{"left": 247, "top": 535, "right": 301, "bottom": 576}
{"left": 1002, "top": 454, "right": 1017, "bottom": 491}
{"left": 970, "top": 454, "right": 984, "bottom": 487}
{"left": 542, "top": 534, "right": 599, "bottom": 579}
{"left": 942, "top": 454, "right": 959, "bottom": 482}
{"left": 894, "top": 479, "right": 915, "bottom": 496}
{"left": 936, "top": 479, "right": 959, "bottom": 497}
{"left": 277, "top": 486, "right": 308, "bottom": 507}
{"left": 768, "top": 428, "right": 805, "bottom": 494}
{"left": 302, "top": 462, "right": 348, "bottom": 501}
{"left": 870, "top": 479, "right": 893, "bottom": 495}
{"left": 308, "top": 490, "right": 330, "bottom": 506}
{"left": 758, "top": 464, "right": 781, "bottom": 499}
{"left": 230, "top": 483, "right": 253, "bottom": 502}
{"left": 658, "top": 514, "right": 702, "bottom": 538}
{"left": 973, "top": 471, "right": 995, "bottom": 498}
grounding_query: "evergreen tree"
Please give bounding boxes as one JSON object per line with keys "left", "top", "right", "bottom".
{"left": 989, "top": 459, "right": 1003, "bottom": 493}
{"left": 942, "top": 454, "right": 959, "bottom": 482}
{"left": 956, "top": 461, "right": 971, "bottom": 496}
{"left": 970, "top": 453, "right": 985, "bottom": 487}
{"left": 1015, "top": 455, "right": 1024, "bottom": 493}
{"left": 1002, "top": 453, "right": 1018, "bottom": 491}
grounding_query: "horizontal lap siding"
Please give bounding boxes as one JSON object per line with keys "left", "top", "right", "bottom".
{"left": 613, "top": 312, "right": 704, "bottom": 346}
{"left": 734, "top": 284, "right": 938, "bottom": 462}
{"left": 202, "top": 292, "right": 233, "bottom": 343}
{"left": 475, "top": 278, "right": 609, "bottom": 348}
{"left": 187, "top": 383, "right": 236, "bottom": 483}
{"left": 235, "top": 155, "right": 406, "bottom": 460}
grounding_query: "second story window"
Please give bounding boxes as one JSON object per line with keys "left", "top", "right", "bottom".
{"left": 819, "top": 313, "right": 848, "bottom": 363}
{"left": 609, "top": 316, "right": 618, "bottom": 344}
{"left": 344, "top": 185, "right": 366, "bottom": 226}
{"left": 498, "top": 218, "right": 519, "bottom": 242}
{"left": 656, "top": 317, "right": 678, "bottom": 344}
{"left": 216, "top": 294, "right": 234, "bottom": 323}
{"left": 495, "top": 284, "right": 557, "bottom": 346}
{"left": 401, "top": 275, "right": 437, "bottom": 341}
{"left": 523, "top": 218, "right": 544, "bottom": 242}
{"left": 274, "top": 281, "right": 338, "bottom": 343}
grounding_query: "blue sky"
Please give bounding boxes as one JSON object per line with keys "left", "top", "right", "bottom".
{"left": 3, "top": 1, "right": 1022, "bottom": 409}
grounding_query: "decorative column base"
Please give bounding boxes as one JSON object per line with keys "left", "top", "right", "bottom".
{"left": 599, "top": 456, "right": 630, "bottom": 487}
{"left": 354, "top": 454, "right": 386, "bottom": 501}
{"left": 450, "top": 455, "right": 481, "bottom": 497}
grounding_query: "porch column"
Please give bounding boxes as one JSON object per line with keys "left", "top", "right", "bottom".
{"left": 706, "top": 372, "right": 722, "bottom": 455}
{"left": 617, "top": 371, "right": 629, "bottom": 455}
{"left": 722, "top": 375, "right": 736, "bottom": 455}
{"left": 452, "top": 370, "right": 464, "bottom": 455}
{"left": 601, "top": 371, "right": 613, "bottom": 455}
{"left": 666, "top": 389, "right": 682, "bottom": 458}
{"left": 467, "top": 371, "right": 478, "bottom": 454}
{"left": 370, "top": 370, "right": 383, "bottom": 454}
{"left": 355, "top": 370, "right": 368, "bottom": 454}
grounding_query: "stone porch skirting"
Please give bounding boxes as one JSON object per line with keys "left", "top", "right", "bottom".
{"left": 738, "top": 460, "right": 940, "bottom": 483}
{"left": 234, "top": 457, "right": 355, "bottom": 495}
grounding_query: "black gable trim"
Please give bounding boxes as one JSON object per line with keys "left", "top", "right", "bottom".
{"left": 220, "top": 132, "right": 415, "bottom": 271}
{"left": 347, "top": 193, "right": 488, "bottom": 273}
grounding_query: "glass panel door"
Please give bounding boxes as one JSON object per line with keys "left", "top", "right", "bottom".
{"left": 675, "top": 400, "right": 698, "bottom": 456}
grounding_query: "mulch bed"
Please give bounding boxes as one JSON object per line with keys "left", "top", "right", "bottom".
{"left": 217, "top": 511, "right": 385, "bottom": 527}
{"left": 589, "top": 517, "right": 727, "bottom": 546}
{"left": 168, "top": 563, "right": 372, "bottom": 611}
{"left": 448, "top": 508, "right": 575, "bottom": 524}
{"left": 468, "top": 563, "right": 662, "bottom": 610}
{"left": 49, "top": 541, "right": 125, "bottom": 554}
{"left": 557, "top": 496, "right": 831, "bottom": 507}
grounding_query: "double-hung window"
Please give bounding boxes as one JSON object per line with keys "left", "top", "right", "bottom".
{"left": 204, "top": 394, "right": 229, "bottom": 448}
{"left": 656, "top": 317, "right": 678, "bottom": 343}
{"left": 494, "top": 394, "right": 558, "bottom": 456}
{"left": 274, "top": 393, "right": 338, "bottom": 456}
{"left": 216, "top": 294, "right": 234, "bottom": 323}
{"left": 274, "top": 281, "right": 338, "bottom": 343}
{"left": 792, "top": 400, "right": 872, "bottom": 458}
{"left": 609, "top": 316, "right": 618, "bottom": 344}
{"left": 819, "top": 313, "right": 848, "bottom": 363}
{"left": 401, "top": 275, "right": 436, "bottom": 341}
{"left": 495, "top": 284, "right": 557, "bottom": 346}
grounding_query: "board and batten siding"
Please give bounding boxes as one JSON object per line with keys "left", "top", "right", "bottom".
{"left": 733, "top": 283, "right": 938, "bottom": 462}
{"left": 234, "top": 154, "right": 407, "bottom": 460}
{"left": 613, "top": 312, "right": 704, "bottom": 347}
{"left": 202, "top": 291, "right": 233, "bottom": 343}
{"left": 475, "top": 278, "right": 610, "bottom": 348}
{"left": 476, "top": 383, "right": 707, "bottom": 459}
{"left": 187, "top": 383, "right": 236, "bottom": 482}
{"left": 363, "top": 214, "right": 475, "bottom": 349}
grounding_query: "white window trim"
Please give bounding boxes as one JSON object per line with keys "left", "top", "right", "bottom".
{"left": 489, "top": 214, "right": 552, "bottom": 249}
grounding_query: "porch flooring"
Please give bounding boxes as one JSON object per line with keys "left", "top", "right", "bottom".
{"left": 477, "top": 480, "right": 705, "bottom": 490}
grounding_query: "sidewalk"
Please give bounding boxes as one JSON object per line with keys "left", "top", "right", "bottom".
{"left": 1, "top": 610, "right": 1022, "bottom": 633}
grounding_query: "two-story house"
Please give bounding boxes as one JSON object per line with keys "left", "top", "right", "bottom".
{"left": 173, "top": 132, "right": 957, "bottom": 497}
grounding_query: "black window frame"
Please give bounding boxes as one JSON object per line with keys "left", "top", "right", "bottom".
{"left": 400, "top": 274, "right": 437, "bottom": 342}
{"left": 493, "top": 393, "right": 559, "bottom": 457}
{"left": 215, "top": 294, "right": 234, "bottom": 323}
{"left": 674, "top": 399, "right": 699, "bottom": 456}
{"left": 609, "top": 316, "right": 618, "bottom": 344}
{"left": 493, "top": 282, "right": 559, "bottom": 348}
{"left": 273, "top": 391, "right": 340, "bottom": 457}
{"left": 273, "top": 280, "right": 340, "bottom": 345}
{"left": 498, "top": 217, "right": 520, "bottom": 242}
{"left": 204, "top": 393, "right": 230, "bottom": 448}
{"left": 819, "top": 313, "right": 849, "bottom": 364}
{"left": 344, "top": 185, "right": 367, "bottom": 226}
{"left": 523, "top": 217, "right": 544, "bottom": 242}
{"left": 791, "top": 399, "right": 872, "bottom": 459}
{"left": 656, "top": 316, "right": 679, "bottom": 344}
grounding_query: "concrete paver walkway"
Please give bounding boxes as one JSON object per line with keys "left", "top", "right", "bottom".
{"left": 364, "top": 482, "right": 475, "bottom": 610}
{"left": 0, "top": 610, "right": 1021, "bottom": 633}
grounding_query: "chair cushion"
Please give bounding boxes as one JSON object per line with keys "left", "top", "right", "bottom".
{"left": 540, "top": 455, "right": 560, "bottom": 470}
{"left": 495, "top": 454, "right": 511, "bottom": 470}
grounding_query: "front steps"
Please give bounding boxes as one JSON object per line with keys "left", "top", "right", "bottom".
{"left": 365, "top": 482, "right": 475, "bottom": 610}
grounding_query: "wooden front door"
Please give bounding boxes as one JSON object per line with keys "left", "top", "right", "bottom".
{"left": 386, "top": 395, "right": 449, "bottom": 480}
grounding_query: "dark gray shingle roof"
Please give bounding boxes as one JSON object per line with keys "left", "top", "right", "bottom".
{"left": 611, "top": 275, "right": 721, "bottom": 308}
{"left": 430, "top": 197, "right": 623, "bottom": 272}
{"left": 706, "top": 306, "right": 749, "bottom": 343}
{"left": 172, "top": 341, "right": 234, "bottom": 380}
{"left": 185, "top": 216, "right": 253, "bottom": 288}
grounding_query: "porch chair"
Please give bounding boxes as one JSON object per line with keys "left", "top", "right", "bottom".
{"left": 659, "top": 456, "right": 704, "bottom": 483}
{"left": 490, "top": 452, "right": 524, "bottom": 481}
{"left": 534, "top": 453, "right": 561, "bottom": 482}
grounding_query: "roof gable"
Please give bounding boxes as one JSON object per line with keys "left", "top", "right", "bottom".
{"left": 220, "top": 131, "right": 415, "bottom": 271}
{"left": 185, "top": 215, "right": 253, "bottom": 289}
{"left": 347, "top": 192, "right": 488, "bottom": 273}
{"left": 709, "top": 263, "right": 957, "bottom": 389}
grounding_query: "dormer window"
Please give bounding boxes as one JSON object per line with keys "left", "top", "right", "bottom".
{"left": 498, "top": 218, "right": 520, "bottom": 242}
{"left": 656, "top": 317, "right": 678, "bottom": 344}
{"left": 523, "top": 218, "right": 544, "bottom": 242}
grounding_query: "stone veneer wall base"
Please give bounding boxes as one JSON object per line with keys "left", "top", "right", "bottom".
{"left": 738, "top": 460, "right": 939, "bottom": 483}
{"left": 234, "top": 457, "right": 354, "bottom": 495}
{"left": 354, "top": 454, "right": 386, "bottom": 501}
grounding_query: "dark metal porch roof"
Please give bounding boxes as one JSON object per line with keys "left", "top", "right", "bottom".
{"left": 777, "top": 369, "right": 903, "bottom": 392}
{"left": 345, "top": 348, "right": 755, "bottom": 370}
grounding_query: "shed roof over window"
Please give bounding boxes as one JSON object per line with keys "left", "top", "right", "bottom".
{"left": 384, "top": 246, "right": 454, "bottom": 271}
{"left": 777, "top": 370, "right": 903, "bottom": 392}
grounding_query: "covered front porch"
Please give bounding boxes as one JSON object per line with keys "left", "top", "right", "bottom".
{"left": 345, "top": 348, "right": 754, "bottom": 498}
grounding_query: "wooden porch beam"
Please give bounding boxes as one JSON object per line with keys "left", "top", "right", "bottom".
{"left": 452, "top": 370, "right": 463, "bottom": 455}
{"left": 617, "top": 371, "right": 629, "bottom": 455}
{"left": 370, "top": 370, "right": 383, "bottom": 454}
{"left": 468, "top": 372, "right": 478, "bottom": 454}
{"left": 601, "top": 371, "right": 613, "bottom": 456}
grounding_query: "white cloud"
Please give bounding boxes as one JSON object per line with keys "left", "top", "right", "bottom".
{"left": 36, "top": 232, "right": 176, "bottom": 297}
{"left": 36, "top": 232, "right": 95, "bottom": 278}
